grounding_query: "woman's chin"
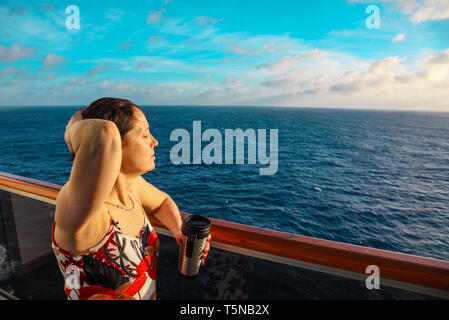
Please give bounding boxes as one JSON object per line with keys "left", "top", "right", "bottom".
{"left": 147, "top": 162, "right": 156, "bottom": 171}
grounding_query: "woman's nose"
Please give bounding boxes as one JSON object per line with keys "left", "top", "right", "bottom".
{"left": 151, "top": 135, "right": 158, "bottom": 148}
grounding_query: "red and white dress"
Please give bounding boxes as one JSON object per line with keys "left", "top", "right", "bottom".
{"left": 51, "top": 200, "right": 159, "bottom": 300}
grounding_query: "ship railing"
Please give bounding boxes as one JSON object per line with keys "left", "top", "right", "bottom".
{"left": 0, "top": 171, "right": 448, "bottom": 300}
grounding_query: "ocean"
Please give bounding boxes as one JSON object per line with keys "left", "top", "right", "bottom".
{"left": 1, "top": 105, "right": 448, "bottom": 261}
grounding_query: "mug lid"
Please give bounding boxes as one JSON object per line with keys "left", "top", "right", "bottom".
{"left": 181, "top": 214, "right": 211, "bottom": 238}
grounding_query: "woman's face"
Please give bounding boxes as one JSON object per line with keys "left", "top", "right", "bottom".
{"left": 120, "top": 108, "right": 158, "bottom": 174}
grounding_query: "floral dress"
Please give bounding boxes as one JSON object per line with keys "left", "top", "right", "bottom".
{"left": 51, "top": 204, "right": 159, "bottom": 300}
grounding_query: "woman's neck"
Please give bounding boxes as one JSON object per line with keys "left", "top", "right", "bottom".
{"left": 106, "top": 172, "right": 140, "bottom": 207}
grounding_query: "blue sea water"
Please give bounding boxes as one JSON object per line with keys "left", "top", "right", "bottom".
{"left": 0, "top": 105, "right": 448, "bottom": 261}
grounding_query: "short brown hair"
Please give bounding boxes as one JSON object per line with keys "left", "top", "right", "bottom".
{"left": 66, "top": 97, "right": 147, "bottom": 162}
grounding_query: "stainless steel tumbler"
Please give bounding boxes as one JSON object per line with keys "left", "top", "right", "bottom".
{"left": 178, "top": 214, "right": 211, "bottom": 277}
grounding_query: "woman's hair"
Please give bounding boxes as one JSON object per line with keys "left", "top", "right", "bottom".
{"left": 66, "top": 97, "right": 147, "bottom": 162}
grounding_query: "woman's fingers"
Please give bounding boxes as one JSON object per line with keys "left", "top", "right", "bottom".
{"left": 201, "top": 252, "right": 208, "bottom": 266}
{"left": 204, "top": 234, "right": 211, "bottom": 251}
{"left": 175, "top": 230, "right": 182, "bottom": 246}
{"left": 200, "top": 233, "right": 212, "bottom": 267}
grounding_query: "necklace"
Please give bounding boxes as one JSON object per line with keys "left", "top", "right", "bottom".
{"left": 105, "top": 191, "right": 135, "bottom": 211}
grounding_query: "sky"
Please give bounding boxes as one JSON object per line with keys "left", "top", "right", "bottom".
{"left": 1, "top": 0, "right": 449, "bottom": 111}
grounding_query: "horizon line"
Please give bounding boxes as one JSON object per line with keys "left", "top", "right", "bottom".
{"left": 0, "top": 104, "right": 448, "bottom": 113}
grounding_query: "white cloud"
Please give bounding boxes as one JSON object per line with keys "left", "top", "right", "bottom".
{"left": 409, "top": 0, "right": 449, "bottom": 23}
{"left": 368, "top": 56, "right": 407, "bottom": 74}
{"left": 392, "top": 33, "right": 406, "bottom": 42}
{"left": 257, "top": 49, "right": 328, "bottom": 72}
{"left": 259, "top": 55, "right": 302, "bottom": 72}
{"left": 0, "top": 44, "right": 34, "bottom": 62}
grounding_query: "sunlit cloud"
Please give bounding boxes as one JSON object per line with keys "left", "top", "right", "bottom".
{"left": 392, "top": 33, "right": 406, "bottom": 42}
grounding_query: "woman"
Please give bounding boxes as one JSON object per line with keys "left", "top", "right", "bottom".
{"left": 52, "top": 97, "right": 211, "bottom": 300}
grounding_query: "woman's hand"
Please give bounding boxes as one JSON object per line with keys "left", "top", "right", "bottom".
{"left": 175, "top": 231, "right": 212, "bottom": 267}
{"left": 64, "top": 109, "right": 84, "bottom": 154}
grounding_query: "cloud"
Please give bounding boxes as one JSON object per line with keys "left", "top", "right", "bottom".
{"left": 368, "top": 56, "right": 407, "bottom": 74}
{"left": 41, "top": 2, "right": 55, "bottom": 12}
{"left": 42, "top": 54, "right": 66, "bottom": 70}
{"left": 0, "top": 66, "right": 17, "bottom": 77}
{"left": 423, "top": 48, "right": 449, "bottom": 66}
{"left": 69, "top": 77, "right": 87, "bottom": 86}
{"left": 258, "top": 55, "right": 302, "bottom": 72}
{"left": 251, "top": 47, "right": 448, "bottom": 110}
{"left": 408, "top": 0, "right": 449, "bottom": 23}
{"left": 0, "top": 44, "right": 35, "bottom": 62}
{"left": 348, "top": 0, "right": 449, "bottom": 24}
{"left": 257, "top": 49, "right": 327, "bottom": 72}
{"left": 328, "top": 57, "right": 406, "bottom": 93}
{"left": 119, "top": 40, "right": 133, "bottom": 50}
{"left": 146, "top": 8, "right": 167, "bottom": 23}
{"left": 105, "top": 8, "right": 124, "bottom": 22}
{"left": 0, "top": 5, "right": 69, "bottom": 45}
{"left": 148, "top": 35, "right": 162, "bottom": 42}
{"left": 136, "top": 61, "right": 153, "bottom": 69}
{"left": 100, "top": 79, "right": 135, "bottom": 92}
{"left": 222, "top": 76, "right": 247, "bottom": 89}
{"left": 195, "top": 16, "right": 224, "bottom": 25}
{"left": 392, "top": 33, "right": 406, "bottom": 42}
{"left": 7, "top": 3, "right": 32, "bottom": 15}
{"left": 226, "top": 41, "right": 276, "bottom": 57}
{"left": 86, "top": 64, "right": 113, "bottom": 76}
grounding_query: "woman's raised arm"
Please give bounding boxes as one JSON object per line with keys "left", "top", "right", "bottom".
{"left": 56, "top": 119, "right": 122, "bottom": 235}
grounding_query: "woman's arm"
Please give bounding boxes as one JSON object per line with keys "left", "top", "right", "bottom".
{"left": 154, "top": 196, "right": 183, "bottom": 239}
{"left": 134, "top": 176, "right": 182, "bottom": 237}
{"left": 56, "top": 118, "right": 122, "bottom": 235}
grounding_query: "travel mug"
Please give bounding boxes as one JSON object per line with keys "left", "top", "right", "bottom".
{"left": 178, "top": 214, "right": 211, "bottom": 277}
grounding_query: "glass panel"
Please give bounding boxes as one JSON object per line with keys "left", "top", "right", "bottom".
{"left": 0, "top": 189, "right": 443, "bottom": 300}
{"left": 0, "top": 189, "right": 65, "bottom": 299}
{"left": 156, "top": 234, "right": 441, "bottom": 300}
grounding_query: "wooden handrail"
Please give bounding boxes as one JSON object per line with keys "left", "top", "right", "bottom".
{"left": 1, "top": 171, "right": 449, "bottom": 294}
